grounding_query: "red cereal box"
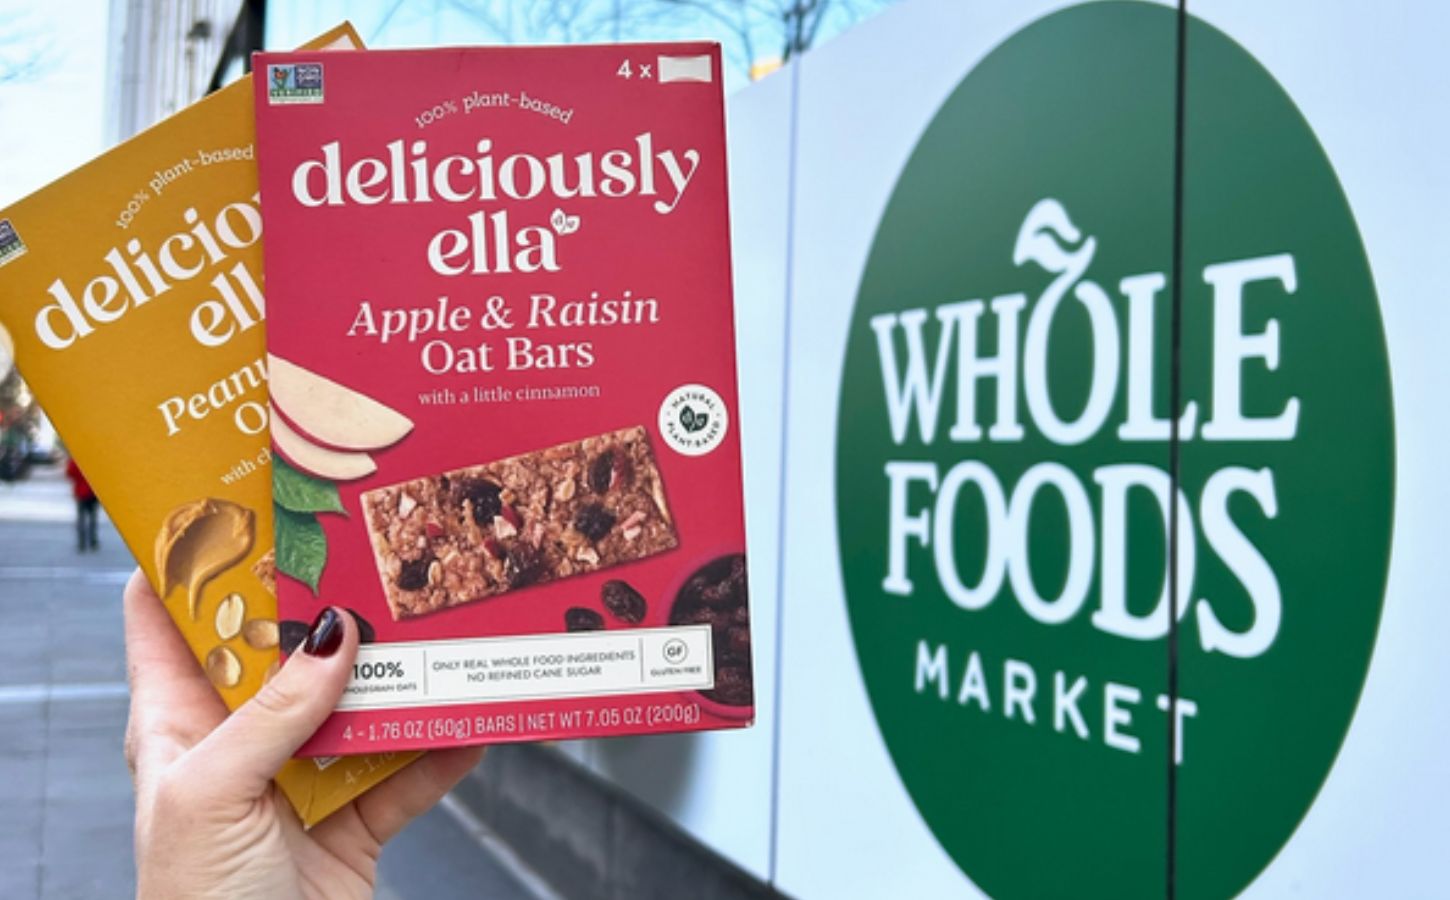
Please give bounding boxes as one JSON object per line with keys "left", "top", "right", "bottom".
{"left": 251, "top": 43, "right": 751, "bottom": 754}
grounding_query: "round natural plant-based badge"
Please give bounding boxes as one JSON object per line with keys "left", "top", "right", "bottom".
{"left": 835, "top": 4, "right": 1393, "bottom": 898}
{"left": 659, "top": 383, "right": 729, "bottom": 457}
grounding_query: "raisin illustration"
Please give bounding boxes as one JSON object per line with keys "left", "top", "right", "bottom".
{"left": 678, "top": 574, "right": 709, "bottom": 608}
{"left": 461, "top": 479, "right": 503, "bottom": 524}
{"left": 602, "top": 579, "right": 647, "bottom": 624}
{"left": 707, "top": 665, "right": 754, "bottom": 706}
{"left": 670, "top": 553, "right": 753, "bottom": 706}
{"left": 678, "top": 604, "right": 730, "bottom": 646}
{"left": 573, "top": 503, "right": 616, "bottom": 542}
{"left": 675, "top": 604, "right": 710, "bottom": 627}
{"left": 281, "top": 612, "right": 375, "bottom": 653}
{"left": 701, "top": 579, "right": 735, "bottom": 607}
{"left": 397, "top": 556, "right": 432, "bottom": 591}
{"left": 346, "top": 609, "right": 377, "bottom": 644}
{"left": 504, "top": 544, "right": 544, "bottom": 588}
{"left": 279, "top": 620, "right": 310, "bottom": 655}
{"left": 565, "top": 607, "right": 605, "bottom": 632}
{"left": 588, "top": 450, "right": 615, "bottom": 493}
{"left": 726, "top": 625, "right": 751, "bottom": 660}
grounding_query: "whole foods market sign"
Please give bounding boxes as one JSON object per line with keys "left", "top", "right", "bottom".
{"left": 835, "top": 4, "right": 1394, "bottom": 898}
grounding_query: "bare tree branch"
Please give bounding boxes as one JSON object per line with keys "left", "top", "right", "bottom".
{"left": 434, "top": 0, "right": 896, "bottom": 83}
{"left": 733, "top": 1, "right": 757, "bottom": 74}
{"left": 444, "top": 0, "right": 669, "bottom": 46}
{"left": 654, "top": 0, "right": 756, "bottom": 73}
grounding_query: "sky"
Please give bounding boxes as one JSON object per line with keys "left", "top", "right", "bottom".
{"left": 0, "top": 0, "right": 111, "bottom": 208}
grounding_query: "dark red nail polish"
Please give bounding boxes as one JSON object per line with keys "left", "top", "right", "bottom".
{"left": 303, "top": 607, "right": 344, "bottom": 657}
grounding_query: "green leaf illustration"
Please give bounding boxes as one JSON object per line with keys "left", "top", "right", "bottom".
{"left": 680, "top": 406, "right": 697, "bottom": 431}
{"left": 692, "top": 412, "right": 709, "bottom": 433}
{"left": 273, "top": 455, "right": 346, "bottom": 515}
{"left": 275, "top": 505, "right": 327, "bottom": 595}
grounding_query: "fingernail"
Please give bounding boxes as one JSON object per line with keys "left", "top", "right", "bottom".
{"left": 303, "top": 607, "right": 344, "bottom": 658}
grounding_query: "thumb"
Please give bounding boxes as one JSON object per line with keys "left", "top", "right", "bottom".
{"left": 181, "top": 606, "right": 358, "bottom": 802}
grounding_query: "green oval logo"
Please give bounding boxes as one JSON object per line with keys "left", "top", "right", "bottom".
{"left": 835, "top": 4, "right": 1393, "bottom": 897}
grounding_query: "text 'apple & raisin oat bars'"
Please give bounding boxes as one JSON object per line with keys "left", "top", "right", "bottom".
{"left": 362, "top": 426, "right": 677, "bottom": 619}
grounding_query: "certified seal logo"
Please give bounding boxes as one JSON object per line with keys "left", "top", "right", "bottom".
{"left": 0, "top": 219, "right": 27, "bottom": 268}
{"left": 835, "top": 4, "right": 1393, "bottom": 898}
{"left": 659, "top": 384, "right": 728, "bottom": 456}
{"left": 268, "top": 63, "right": 325, "bottom": 105}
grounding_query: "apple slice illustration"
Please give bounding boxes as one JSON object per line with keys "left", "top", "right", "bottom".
{"left": 270, "top": 404, "right": 378, "bottom": 481}
{"left": 268, "top": 354, "right": 413, "bottom": 451}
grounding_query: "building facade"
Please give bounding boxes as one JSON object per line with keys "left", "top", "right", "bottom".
{"left": 106, "top": 0, "right": 244, "bottom": 140}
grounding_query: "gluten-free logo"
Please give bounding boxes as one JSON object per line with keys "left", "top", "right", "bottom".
{"left": 0, "top": 219, "right": 27, "bottom": 267}
{"left": 835, "top": 4, "right": 1393, "bottom": 899}
{"left": 268, "top": 63, "right": 324, "bottom": 105}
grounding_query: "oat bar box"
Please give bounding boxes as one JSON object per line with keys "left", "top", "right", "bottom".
{"left": 0, "top": 25, "right": 418, "bottom": 826}
{"left": 253, "top": 43, "right": 753, "bottom": 754}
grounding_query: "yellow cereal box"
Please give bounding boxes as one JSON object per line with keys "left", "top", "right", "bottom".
{"left": 0, "top": 23, "right": 417, "bottom": 826}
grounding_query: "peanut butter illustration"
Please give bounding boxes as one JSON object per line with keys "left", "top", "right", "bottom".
{"left": 154, "top": 499, "right": 255, "bottom": 618}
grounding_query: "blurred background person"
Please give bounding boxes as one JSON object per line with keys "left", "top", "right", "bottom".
{"left": 65, "top": 454, "right": 98, "bottom": 552}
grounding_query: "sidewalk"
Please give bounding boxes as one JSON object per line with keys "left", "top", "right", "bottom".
{"left": 0, "top": 465, "right": 546, "bottom": 899}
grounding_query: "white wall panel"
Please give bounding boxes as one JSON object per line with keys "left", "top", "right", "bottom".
{"left": 1189, "top": 2, "right": 1450, "bottom": 896}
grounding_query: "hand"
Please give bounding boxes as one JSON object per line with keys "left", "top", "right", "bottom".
{"left": 123, "top": 570, "right": 484, "bottom": 899}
